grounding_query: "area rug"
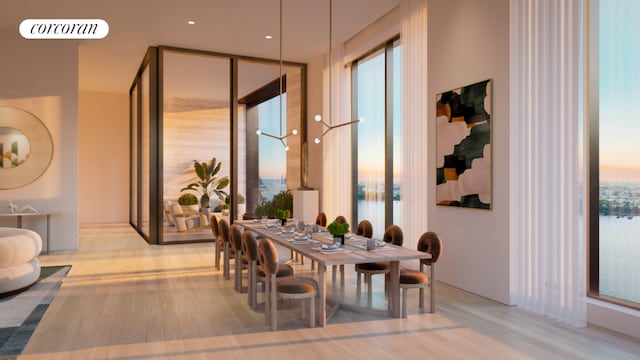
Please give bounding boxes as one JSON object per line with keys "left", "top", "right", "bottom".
{"left": 0, "top": 265, "right": 70, "bottom": 359}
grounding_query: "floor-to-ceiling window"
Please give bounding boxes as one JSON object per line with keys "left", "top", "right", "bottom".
{"left": 352, "top": 37, "right": 401, "bottom": 238}
{"left": 590, "top": 0, "right": 640, "bottom": 309}
{"left": 257, "top": 94, "right": 288, "bottom": 202}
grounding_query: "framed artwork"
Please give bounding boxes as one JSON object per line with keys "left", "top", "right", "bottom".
{"left": 0, "top": 106, "right": 53, "bottom": 189}
{"left": 435, "top": 79, "right": 492, "bottom": 209}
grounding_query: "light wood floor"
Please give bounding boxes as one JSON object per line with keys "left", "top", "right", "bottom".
{"left": 19, "top": 224, "right": 640, "bottom": 359}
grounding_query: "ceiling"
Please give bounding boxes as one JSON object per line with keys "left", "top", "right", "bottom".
{"left": 0, "top": 0, "right": 400, "bottom": 94}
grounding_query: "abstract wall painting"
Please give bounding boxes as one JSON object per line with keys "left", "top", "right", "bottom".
{"left": 436, "top": 79, "right": 492, "bottom": 210}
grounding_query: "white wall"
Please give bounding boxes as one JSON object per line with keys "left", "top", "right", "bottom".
{"left": 78, "top": 91, "right": 129, "bottom": 224}
{"left": 0, "top": 29, "right": 79, "bottom": 251}
{"left": 427, "top": 0, "right": 511, "bottom": 304}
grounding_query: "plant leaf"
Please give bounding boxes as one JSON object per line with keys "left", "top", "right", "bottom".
{"left": 194, "top": 161, "right": 207, "bottom": 180}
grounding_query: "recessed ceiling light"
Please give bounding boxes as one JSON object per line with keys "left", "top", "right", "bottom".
{"left": 265, "top": 35, "right": 272, "bottom": 39}
{"left": 187, "top": 20, "right": 195, "bottom": 25}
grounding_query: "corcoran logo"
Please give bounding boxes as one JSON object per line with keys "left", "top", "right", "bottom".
{"left": 19, "top": 19, "right": 109, "bottom": 39}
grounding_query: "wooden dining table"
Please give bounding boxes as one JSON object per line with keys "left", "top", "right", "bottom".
{"left": 240, "top": 220, "right": 432, "bottom": 327}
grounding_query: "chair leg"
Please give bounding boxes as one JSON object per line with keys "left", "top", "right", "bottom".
{"left": 311, "top": 260, "right": 315, "bottom": 270}
{"left": 402, "top": 288, "right": 408, "bottom": 318}
{"left": 223, "top": 243, "right": 231, "bottom": 280}
{"left": 248, "top": 262, "right": 256, "bottom": 309}
{"left": 264, "top": 275, "right": 271, "bottom": 325}
{"left": 270, "top": 276, "right": 277, "bottom": 331}
{"left": 234, "top": 252, "right": 243, "bottom": 292}
{"left": 430, "top": 265, "right": 436, "bottom": 313}
{"left": 356, "top": 271, "right": 362, "bottom": 297}
{"left": 309, "top": 296, "right": 315, "bottom": 328}
{"left": 215, "top": 239, "right": 221, "bottom": 270}
{"left": 366, "top": 274, "right": 373, "bottom": 307}
{"left": 419, "top": 287, "right": 425, "bottom": 309}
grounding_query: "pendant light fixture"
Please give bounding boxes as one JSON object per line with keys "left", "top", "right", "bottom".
{"left": 256, "top": 0, "right": 298, "bottom": 151}
{"left": 313, "top": 0, "right": 362, "bottom": 145}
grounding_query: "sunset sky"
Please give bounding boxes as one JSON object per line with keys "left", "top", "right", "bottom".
{"left": 599, "top": 0, "right": 640, "bottom": 181}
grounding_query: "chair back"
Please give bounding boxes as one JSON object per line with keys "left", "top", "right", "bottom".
{"left": 210, "top": 215, "right": 220, "bottom": 239}
{"left": 383, "top": 225, "right": 403, "bottom": 246}
{"left": 315, "top": 212, "right": 328, "bottom": 227}
{"left": 242, "top": 231, "right": 259, "bottom": 262}
{"left": 418, "top": 231, "right": 442, "bottom": 265}
{"left": 229, "top": 224, "right": 243, "bottom": 252}
{"left": 218, "top": 218, "right": 230, "bottom": 244}
{"left": 356, "top": 220, "right": 373, "bottom": 238}
{"left": 258, "top": 238, "right": 279, "bottom": 277}
{"left": 334, "top": 215, "right": 347, "bottom": 224}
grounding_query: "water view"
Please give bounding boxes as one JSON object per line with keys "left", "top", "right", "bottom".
{"left": 599, "top": 183, "right": 640, "bottom": 304}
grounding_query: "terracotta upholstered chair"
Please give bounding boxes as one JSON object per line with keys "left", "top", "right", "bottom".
{"left": 229, "top": 224, "right": 248, "bottom": 293}
{"left": 354, "top": 225, "right": 403, "bottom": 307}
{"left": 218, "top": 218, "right": 232, "bottom": 280}
{"left": 242, "top": 231, "right": 294, "bottom": 310}
{"left": 211, "top": 215, "right": 222, "bottom": 270}
{"left": 399, "top": 231, "right": 443, "bottom": 317}
{"left": 259, "top": 237, "right": 317, "bottom": 331}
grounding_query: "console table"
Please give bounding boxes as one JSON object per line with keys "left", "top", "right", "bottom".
{"left": 0, "top": 212, "right": 59, "bottom": 254}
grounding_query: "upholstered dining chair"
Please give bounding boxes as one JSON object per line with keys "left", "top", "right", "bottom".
{"left": 259, "top": 237, "right": 317, "bottom": 331}
{"left": 218, "top": 218, "right": 232, "bottom": 280}
{"left": 229, "top": 224, "right": 248, "bottom": 293}
{"left": 354, "top": 224, "right": 403, "bottom": 307}
{"left": 211, "top": 215, "right": 222, "bottom": 270}
{"left": 242, "top": 231, "right": 294, "bottom": 310}
{"left": 399, "top": 231, "right": 443, "bottom": 317}
{"left": 315, "top": 212, "right": 328, "bottom": 227}
{"left": 356, "top": 219, "right": 373, "bottom": 238}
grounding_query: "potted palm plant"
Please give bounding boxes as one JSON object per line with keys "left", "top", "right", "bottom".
{"left": 180, "top": 157, "right": 229, "bottom": 213}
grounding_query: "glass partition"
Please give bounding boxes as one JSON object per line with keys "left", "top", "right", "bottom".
{"left": 130, "top": 84, "right": 139, "bottom": 229}
{"left": 140, "top": 66, "right": 150, "bottom": 238}
{"left": 130, "top": 46, "right": 305, "bottom": 244}
{"left": 161, "top": 50, "right": 232, "bottom": 242}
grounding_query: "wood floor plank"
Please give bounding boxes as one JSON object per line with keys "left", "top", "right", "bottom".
{"left": 16, "top": 224, "right": 640, "bottom": 359}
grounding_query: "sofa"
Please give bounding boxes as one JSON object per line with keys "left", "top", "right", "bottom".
{"left": 0, "top": 227, "right": 42, "bottom": 295}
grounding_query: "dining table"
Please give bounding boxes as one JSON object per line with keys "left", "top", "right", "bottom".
{"left": 240, "top": 220, "right": 432, "bottom": 327}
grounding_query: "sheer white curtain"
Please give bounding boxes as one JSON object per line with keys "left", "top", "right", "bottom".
{"left": 321, "top": 45, "right": 352, "bottom": 221}
{"left": 509, "top": 0, "right": 587, "bottom": 326}
{"left": 400, "top": 0, "right": 429, "bottom": 258}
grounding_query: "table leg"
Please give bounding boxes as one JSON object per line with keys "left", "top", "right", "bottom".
{"left": 317, "top": 263, "right": 326, "bottom": 327}
{"left": 389, "top": 261, "right": 400, "bottom": 317}
{"left": 17, "top": 215, "right": 23, "bottom": 228}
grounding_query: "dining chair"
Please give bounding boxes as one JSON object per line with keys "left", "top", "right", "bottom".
{"left": 399, "top": 231, "right": 443, "bottom": 317}
{"left": 242, "top": 231, "right": 294, "bottom": 310}
{"left": 315, "top": 212, "right": 328, "bottom": 227}
{"left": 354, "top": 224, "right": 403, "bottom": 307}
{"left": 211, "top": 215, "right": 222, "bottom": 270}
{"left": 259, "top": 237, "right": 317, "bottom": 331}
{"left": 218, "top": 218, "right": 232, "bottom": 280}
{"left": 229, "top": 224, "right": 248, "bottom": 293}
{"left": 356, "top": 219, "right": 373, "bottom": 238}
